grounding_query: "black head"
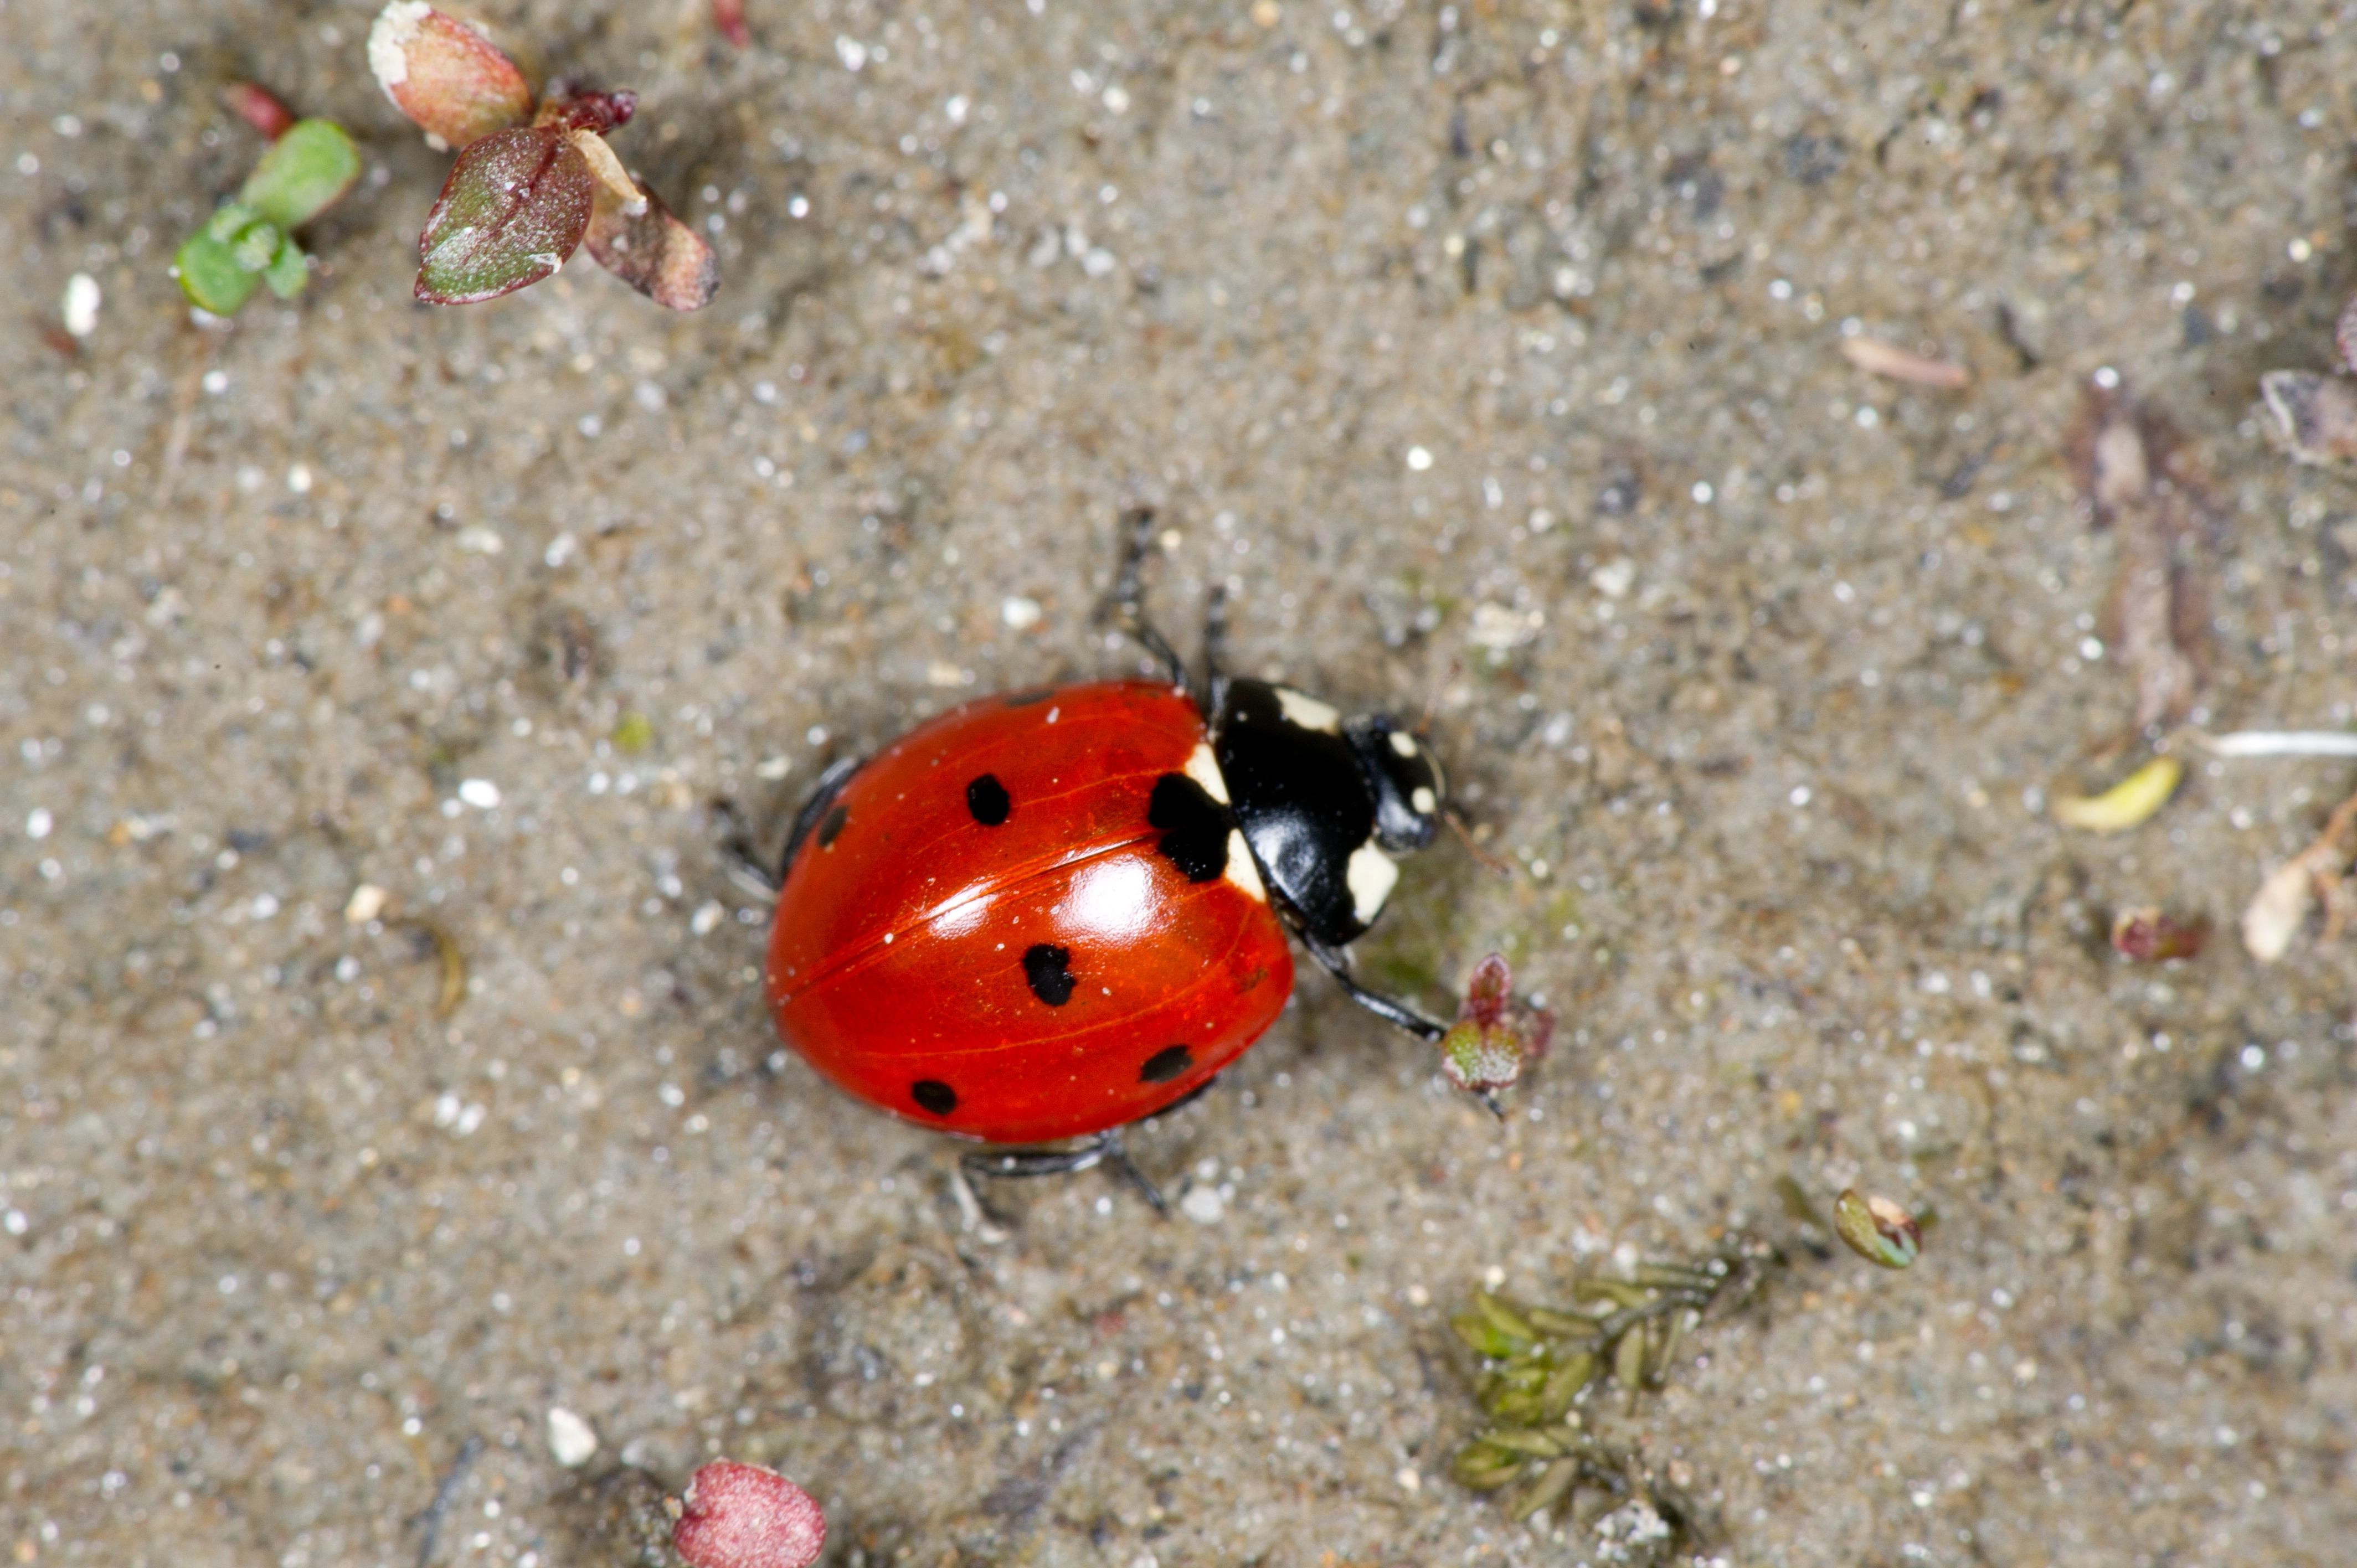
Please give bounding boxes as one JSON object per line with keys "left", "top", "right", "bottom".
{"left": 1210, "top": 678, "right": 1445, "bottom": 946}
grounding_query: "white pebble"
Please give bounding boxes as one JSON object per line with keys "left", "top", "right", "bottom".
{"left": 25, "top": 808, "right": 53, "bottom": 840}
{"left": 62, "top": 273, "right": 100, "bottom": 338}
{"left": 458, "top": 779, "right": 501, "bottom": 809}
{"left": 546, "top": 1406, "right": 600, "bottom": 1467}
{"left": 1179, "top": 1184, "right": 1224, "bottom": 1224}
{"left": 344, "top": 883, "right": 390, "bottom": 923}
{"left": 1404, "top": 445, "right": 1433, "bottom": 471}
{"left": 1001, "top": 596, "right": 1043, "bottom": 630}
{"left": 690, "top": 900, "right": 725, "bottom": 936}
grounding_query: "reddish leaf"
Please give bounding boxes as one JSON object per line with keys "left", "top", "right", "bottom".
{"left": 2109, "top": 907, "right": 2210, "bottom": 963}
{"left": 221, "top": 81, "right": 295, "bottom": 141}
{"left": 415, "top": 126, "right": 594, "bottom": 305}
{"left": 584, "top": 177, "right": 719, "bottom": 312}
{"left": 672, "top": 1462, "right": 825, "bottom": 1568}
{"left": 369, "top": 2, "right": 533, "bottom": 150}
{"left": 533, "top": 83, "right": 636, "bottom": 136}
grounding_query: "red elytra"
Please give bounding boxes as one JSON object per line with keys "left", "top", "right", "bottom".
{"left": 765, "top": 680, "right": 1295, "bottom": 1145}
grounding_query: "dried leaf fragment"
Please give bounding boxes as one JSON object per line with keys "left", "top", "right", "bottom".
{"left": 584, "top": 177, "right": 719, "bottom": 311}
{"left": 2109, "top": 907, "right": 2209, "bottom": 962}
{"left": 369, "top": 1, "right": 533, "bottom": 150}
{"left": 415, "top": 126, "right": 595, "bottom": 304}
{"left": 2241, "top": 859, "right": 2315, "bottom": 964}
{"left": 1833, "top": 1189, "right": 1921, "bottom": 1269}
{"left": 2258, "top": 370, "right": 2357, "bottom": 465}
{"left": 2069, "top": 381, "right": 2206, "bottom": 730}
{"left": 1839, "top": 337, "right": 1969, "bottom": 388}
{"left": 2051, "top": 755, "right": 2182, "bottom": 833}
{"left": 2241, "top": 787, "right": 2357, "bottom": 962}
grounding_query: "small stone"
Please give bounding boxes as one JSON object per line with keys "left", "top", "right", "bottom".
{"left": 547, "top": 1406, "right": 599, "bottom": 1467}
{"left": 1178, "top": 1184, "right": 1224, "bottom": 1224}
{"left": 62, "top": 273, "right": 101, "bottom": 338}
{"left": 457, "top": 778, "right": 501, "bottom": 809}
{"left": 1001, "top": 596, "right": 1042, "bottom": 630}
{"left": 344, "top": 884, "right": 390, "bottom": 923}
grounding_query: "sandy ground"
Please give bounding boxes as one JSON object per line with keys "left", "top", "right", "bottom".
{"left": 6, "top": 1, "right": 2357, "bottom": 1564}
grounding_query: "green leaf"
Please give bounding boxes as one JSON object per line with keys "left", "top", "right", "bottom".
{"left": 263, "top": 236, "right": 310, "bottom": 300}
{"left": 240, "top": 119, "right": 360, "bottom": 229}
{"left": 415, "top": 126, "right": 595, "bottom": 306}
{"left": 174, "top": 228, "right": 260, "bottom": 314}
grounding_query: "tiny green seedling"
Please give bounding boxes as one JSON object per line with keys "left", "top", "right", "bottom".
{"left": 174, "top": 112, "right": 360, "bottom": 315}
{"left": 368, "top": 2, "right": 718, "bottom": 310}
{"left": 1438, "top": 953, "right": 1552, "bottom": 1108}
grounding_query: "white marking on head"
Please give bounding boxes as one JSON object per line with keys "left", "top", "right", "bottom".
{"left": 1345, "top": 843, "right": 1398, "bottom": 924}
{"left": 1185, "top": 741, "right": 1230, "bottom": 804}
{"left": 1388, "top": 730, "right": 1418, "bottom": 758}
{"left": 1274, "top": 687, "right": 1342, "bottom": 734}
{"left": 1223, "top": 830, "right": 1266, "bottom": 902}
{"left": 1411, "top": 786, "right": 1437, "bottom": 816}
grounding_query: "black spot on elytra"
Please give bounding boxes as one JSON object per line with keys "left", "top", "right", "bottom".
{"left": 1003, "top": 688, "right": 1054, "bottom": 706}
{"left": 965, "top": 773, "right": 1011, "bottom": 826}
{"left": 817, "top": 803, "right": 848, "bottom": 848}
{"left": 1139, "top": 1045, "right": 1193, "bottom": 1084}
{"left": 1022, "top": 943, "right": 1075, "bottom": 1006}
{"left": 1147, "top": 772, "right": 1229, "bottom": 883}
{"left": 910, "top": 1080, "right": 957, "bottom": 1117}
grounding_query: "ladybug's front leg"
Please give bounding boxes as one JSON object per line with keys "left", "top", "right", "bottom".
{"left": 1098, "top": 506, "right": 1189, "bottom": 691}
{"left": 1299, "top": 932, "right": 1450, "bottom": 1043}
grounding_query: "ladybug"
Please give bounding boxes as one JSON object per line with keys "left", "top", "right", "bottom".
{"left": 763, "top": 511, "right": 1457, "bottom": 1202}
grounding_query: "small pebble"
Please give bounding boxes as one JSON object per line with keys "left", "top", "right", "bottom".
{"left": 546, "top": 1406, "right": 599, "bottom": 1467}
{"left": 62, "top": 273, "right": 100, "bottom": 338}
{"left": 344, "top": 884, "right": 390, "bottom": 923}
{"left": 1179, "top": 1184, "right": 1224, "bottom": 1224}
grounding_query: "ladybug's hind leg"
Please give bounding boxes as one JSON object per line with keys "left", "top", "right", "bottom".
{"left": 961, "top": 1128, "right": 1168, "bottom": 1215}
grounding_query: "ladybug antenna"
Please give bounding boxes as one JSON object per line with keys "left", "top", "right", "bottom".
{"left": 1443, "top": 805, "right": 1515, "bottom": 879}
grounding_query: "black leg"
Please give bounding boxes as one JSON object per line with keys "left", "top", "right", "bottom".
{"left": 775, "top": 755, "right": 862, "bottom": 886}
{"left": 960, "top": 1128, "right": 1167, "bottom": 1214}
{"left": 1300, "top": 933, "right": 1450, "bottom": 1043}
{"left": 1099, "top": 507, "right": 1188, "bottom": 689}
{"left": 712, "top": 798, "right": 780, "bottom": 899}
{"left": 1202, "top": 580, "right": 1231, "bottom": 715}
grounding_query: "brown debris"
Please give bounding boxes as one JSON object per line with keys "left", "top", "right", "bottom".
{"left": 2240, "top": 786, "right": 2357, "bottom": 963}
{"left": 2109, "top": 907, "right": 2210, "bottom": 963}
{"left": 1839, "top": 337, "right": 1970, "bottom": 389}
{"left": 2258, "top": 371, "right": 2357, "bottom": 465}
{"left": 2067, "top": 380, "right": 2206, "bottom": 733}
